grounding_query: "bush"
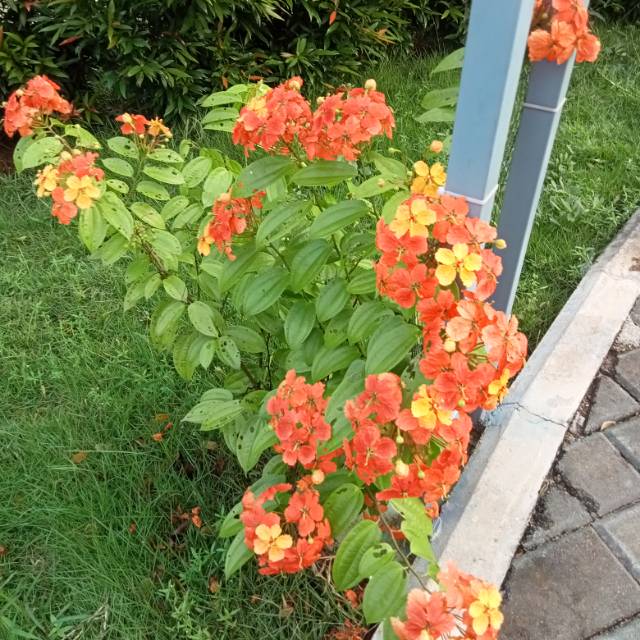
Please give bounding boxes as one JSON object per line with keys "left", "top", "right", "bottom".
{"left": 0, "top": 0, "right": 467, "bottom": 119}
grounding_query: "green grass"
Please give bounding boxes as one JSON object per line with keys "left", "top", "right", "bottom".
{"left": 1, "top": 21, "right": 640, "bottom": 639}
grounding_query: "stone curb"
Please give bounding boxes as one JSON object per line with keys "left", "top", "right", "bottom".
{"left": 432, "top": 209, "right": 640, "bottom": 588}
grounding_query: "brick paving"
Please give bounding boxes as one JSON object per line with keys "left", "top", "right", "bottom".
{"left": 501, "top": 298, "right": 640, "bottom": 640}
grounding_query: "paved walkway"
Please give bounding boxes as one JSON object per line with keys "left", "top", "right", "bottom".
{"left": 501, "top": 298, "right": 640, "bottom": 640}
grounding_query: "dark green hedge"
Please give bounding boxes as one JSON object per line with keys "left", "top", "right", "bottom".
{"left": 0, "top": 0, "right": 467, "bottom": 118}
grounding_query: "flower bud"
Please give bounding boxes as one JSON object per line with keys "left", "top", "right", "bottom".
{"left": 444, "top": 338, "right": 457, "bottom": 353}
{"left": 395, "top": 435, "right": 404, "bottom": 444}
{"left": 377, "top": 178, "right": 386, "bottom": 188}
{"left": 364, "top": 78, "right": 377, "bottom": 92}
{"left": 417, "top": 470, "right": 425, "bottom": 479}
{"left": 429, "top": 140, "right": 443, "bottom": 154}
{"left": 495, "top": 238, "right": 507, "bottom": 249}
{"left": 395, "top": 460, "right": 410, "bottom": 477}
{"left": 311, "top": 469, "right": 325, "bottom": 485}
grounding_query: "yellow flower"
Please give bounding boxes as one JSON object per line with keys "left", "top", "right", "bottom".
{"left": 411, "top": 384, "right": 452, "bottom": 430}
{"left": 35, "top": 164, "right": 59, "bottom": 197}
{"left": 253, "top": 523, "right": 293, "bottom": 562}
{"left": 197, "top": 235, "right": 212, "bottom": 256}
{"left": 147, "top": 117, "right": 172, "bottom": 138}
{"left": 411, "top": 161, "right": 447, "bottom": 196}
{"left": 468, "top": 587, "right": 504, "bottom": 636}
{"left": 488, "top": 368, "right": 511, "bottom": 401}
{"left": 435, "top": 243, "right": 482, "bottom": 287}
{"left": 389, "top": 198, "right": 436, "bottom": 238}
{"left": 63, "top": 175, "right": 101, "bottom": 210}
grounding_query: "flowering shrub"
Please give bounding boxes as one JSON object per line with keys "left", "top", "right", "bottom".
{"left": 528, "top": 0, "right": 601, "bottom": 64}
{"left": 3, "top": 74, "right": 529, "bottom": 638}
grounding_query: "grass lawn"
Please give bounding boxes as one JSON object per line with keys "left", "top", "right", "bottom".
{"left": 1, "top": 21, "right": 640, "bottom": 640}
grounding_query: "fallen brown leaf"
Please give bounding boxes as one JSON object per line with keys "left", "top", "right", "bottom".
{"left": 71, "top": 451, "right": 88, "bottom": 464}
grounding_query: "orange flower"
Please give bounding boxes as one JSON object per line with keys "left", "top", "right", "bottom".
{"left": 116, "top": 113, "right": 148, "bottom": 136}
{"left": 429, "top": 139, "right": 443, "bottom": 153}
{"left": 528, "top": 29, "right": 554, "bottom": 61}
{"left": 146, "top": 117, "right": 172, "bottom": 138}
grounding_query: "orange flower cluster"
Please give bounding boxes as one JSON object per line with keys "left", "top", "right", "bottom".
{"left": 116, "top": 113, "right": 172, "bottom": 139}
{"left": 528, "top": 0, "right": 600, "bottom": 64}
{"left": 197, "top": 189, "right": 265, "bottom": 260}
{"left": 391, "top": 564, "right": 504, "bottom": 640}
{"left": 266, "top": 370, "right": 336, "bottom": 470}
{"left": 240, "top": 478, "right": 332, "bottom": 575}
{"left": 35, "top": 151, "right": 104, "bottom": 224}
{"left": 232, "top": 77, "right": 394, "bottom": 161}
{"left": 3, "top": 76, "right": 72, "bottom": 138}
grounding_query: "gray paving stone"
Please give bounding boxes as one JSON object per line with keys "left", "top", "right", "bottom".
{"left": 616, "top": 349, "right": 640, "bottom": 401}
{"left": 607, "top": 415, "right": 640, "bottom": 471}
{"left": 595, "top": 503, "right": 640, "bottom": 581}
{"left": 631, "top": 297, "right": 640, "bottom": 327}
{"left": 594, "top": 617, "right": 640, "bottom": 639}
{"left": 501, "top": 528, "right": 640, "bottom": 640}
{"left": 585, "top": 376, "right": 639, "bottom": 434}
{"left": 522, "top": 485, "right": 591, "bottom": 550}
{"left": 558, "top": 433, "right": 640, "bottom": 516}
{"left": 615, "top": 317, "right": 640, "bottom": 352}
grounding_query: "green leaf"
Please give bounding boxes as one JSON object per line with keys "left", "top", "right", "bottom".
{"left": 161, "top": 196, "right": 189, "bottom": 221}
{"left": 332, "top": 520, "right": 382, "bottom": 590}
{"left": 366, "top": 319, "right": 420, "bottom": 375}
{"left": 136, "top": 180, "right": 170, "bottom": 201}
{"left": 64, "top": 124, "right": 101, "bottom": 150}
{"left": 123, "top": 278, "right": 147, "bottom": 311}
{"left": 243, "top": 267, "right": 289, "bottom": 316}
{"left": 148, "top": 148, "right": 184, "bottom": 164}
{"left": 292, "top": 160, "right": 357, "bottom": 187}
{"left": 172, "top": 203, "right": 204, "bottom": 230}
{"left": 217, "top": 336, "right": 241, "bottom": 370}
{"left": 106, "top": 179, "right": 129, "bottom": 194}
{"left": 201, "top": 167, "right": 233, "bottom": 207}
{"left": 144, "top": 273, "right": 162, "bottom": 299}
{"left": 255, "top": 200, "right": 311, "bottom": 247}
{"left": 150, "top": 299, "right": 185, "bottom": 350}
{"left": 290, "top": 239, "right": 332, "bottom": 292}
{"left": 324, "top": 310, "right": 351, "bottom": 348}
{"left": 102, "top": 157, "right": 134, "bottom": 177}
{"left": 392, "top": 498, "right": 435, "bottom": 563}
{"left": 236, "top": 417, "right": 278, "bottom": 473}
{"left": 311, "top": 345, "right": 360, "bottom": 382}
{"left": 415, "top": 107, "right": 455, "bottom": 124}
{"left": 172, "top": 331, "right": 203, "bottom": 380}
{"left": 107, "top": 136, "right": 139, "bottom": 159}
{"left": 323, "top": 484, "right": 364, "bottom": 538}
{"left": 362, "top": 562, "right": 407, "bottom": 624}
{"left": 225, "top": 530, "right": 252, "bottom": 579}
{"left": 21, "top": 137, "right": 63, "bottom": 169}
{"left": 91, "top": 233, "right": 128, "bottom": 265}
{"left": 188, "top": 301, "right": 219, "bottom": 337}
{"left": 218, "top": 244, "right": 258, "bottom": 293}
{"left": 13, "top": 135, "right": 34, "bottom": 173}
{"left": 348, "top": 302, "right": 390, "bottom": 344}
{"left": 234, "top": 156, "right": 295, "bottom": 197}
{"left": 97, "top": 191, "right": 134, "bottom": 239}
{"left": 421, "top": 86, "right": 460, "bottom": 110}
{"left": 309, "top": 200, "right": 369, "bottom": 239}
{"left": 130, "top": 202, "right": 166, "bottom": 229}
{"left": 285, "top": 301, "right": 316, "bottom": 349}
{"left": 225, "top": 326, "right": 266, "bottom": 354}
{"left": 182, "top": 397, "right": 242, "bottom": 428}
{"left": 143, "top": 164, "right": 185, "bottom": 185}
{"left": 78, "top": 207, "right": 107, "bottom": 252}
{"left": 200, "top": 91, "right": 244, "bottom": 108}
{"left": 382, "top": 190, "right": 411, "bottom": 223}
{"left": 147, "top": 229, "right": 182, "bottom": 266}
{"left": 202, "top": 107, "right": 239, "bottom": 125}
{"left": 431, "top": 47, "right": 465, "bottom": 74}
{"left": 359, "top": 543, "right": 395, "bottom": 578}
{"left": 163, "top": 275, "right": 188, "bottom": 302}
{"left": 350, "top": 175, "right": 397, "bottom": 199}
{"left": 182, "top": 156, "right": 212, "bottom": 188}
{"left": 325, "top": 359, "right": 365, "bottom": 423}
{"left": 371, "top": 153, "right": 408, "bottom": 180}
{"left": 346, "top": 269, "right": 376, "bottom": 295}
{"left": 316, "top": 278, "right": 349, "bottom": 322}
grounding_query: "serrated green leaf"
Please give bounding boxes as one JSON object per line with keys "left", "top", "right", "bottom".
{"left": 332, "top": 520, "right": 382, "bottom": 590}
{"left": 323, "top": 484, "right": 364, "bottom": 538}
{"left": 107, "top": 136, "right": 139, "bottom": 160}
{"left": 366, "top": 319, "right": 420, "bottom": 375}
{"left": 243, "top": 267, "right": 289, "bottom": 316}
{"left": 292, "top": 160, "right": 357, "bottom": 187}
{"left": 309, "top": 200, "right": 369, "bottom": 238}
{"left": 362, "top": 562, "right": 407, "bottom": 624}
{"left": 284, "top": 301, "right": 316, "bottom": 349}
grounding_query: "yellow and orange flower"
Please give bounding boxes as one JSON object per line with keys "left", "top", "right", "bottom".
{"left": 411, "top": 384, "right": 452, "bottom": 431}
{"left": 435, "top": 243, "right": 483, "bottom": 287}
{"left": 146, "top": 117, "right": 172, "bottom": 138}
{"left": 389, "top": 197, "right": 436, "bottom": 238}
{"left": 468, "top": 586, "right": 504, "bottom": 636}
{"left": 411, "top": 160, "right": 446, "bottom": 197}
{"left": 63, "top": 174, "right": 102, "bottom": 210}
{"left": 253, "top": 523, "right": 293, "bottom": 562}
{"left": 35, "top": 164, "right": 60, "bottom": 197}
